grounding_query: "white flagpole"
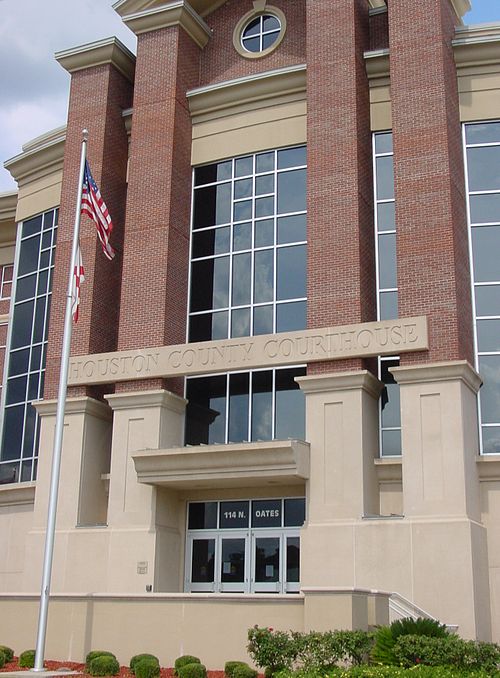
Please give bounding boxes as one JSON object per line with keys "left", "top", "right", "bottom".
{"left": 33, "top": 129, "right": 89, "bottom": 673}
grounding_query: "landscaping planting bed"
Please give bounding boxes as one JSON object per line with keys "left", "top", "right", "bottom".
{"left": 0, "top": 658, "right": 226, "bottom": 678}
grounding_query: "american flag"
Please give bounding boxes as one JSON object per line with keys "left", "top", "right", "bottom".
{"left": 71, "top": 243, "right": 85, "bottom": 323}
{"left": 81, "top": 160, "right": 115, "bottom": 260}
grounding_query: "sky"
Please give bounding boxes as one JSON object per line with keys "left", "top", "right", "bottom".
{"left": 0, "top": 0, "right": 499, "bottom": 193}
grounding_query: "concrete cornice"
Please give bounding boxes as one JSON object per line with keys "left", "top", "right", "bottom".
{"left": 4, "top": 126, "right": 66, "bottom": 185}
{"left": 296, "top": 370, "right": 384, "bottom": 400}
{"left": 476, "top": 455, "right": 500, "bottom": 480}
{"left": 114, "top": 0, "right": 227, "bottom": 20}
{"left": 364, "top": 49, "right": 390, "bottom": 79}
{"left": 133, "top": 439, "right": 310, "bottom": 489}
{"left": 0, "top": 191, "right": 18, "bottom": 222}
{"left": 391, "top": 360, "right": 482, "bottom": 393}
{"left": 453, "top": 23, "right": 500, "bottom": 66}
{"left": 55, "top": 37, "right": 136, "bottom": 83}
{"left": 187, "top": 64, "right": 306, "bottom": 118}
{"left": 105, "top": 389, "right": 187, "bottom": 413}
{"left": 33, "top": 397, "right": 113, "bottom": 421}
{"left": 0, "top": 482, "right": 36, "bottom": 507}
{"left": 118, "top": 1, "right": 212, "bottom": 48}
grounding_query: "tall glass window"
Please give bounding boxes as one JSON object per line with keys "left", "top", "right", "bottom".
{"left": 464, "top": 121, "right": 500, "bottom": 454}
{"left": 0, "top": 209, "right": 57, "bottom": 484}
{"left": 186, "top": 147, "right": 307, "bottom": 445}
{"left": 373, "top": 132, "right": 401, "bottom": 457}
{"left": 189, "top": 146, "right": 307, "bottom": 342}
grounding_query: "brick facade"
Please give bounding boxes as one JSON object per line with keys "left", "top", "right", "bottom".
{"left": 306, "top": 0, "right": 375, "bottom": 375}
{"left": 44, "top": 63, "right": 132, "bottom": 400}
{"left": 388, "top": 0, "right": 474, "bottom": 366}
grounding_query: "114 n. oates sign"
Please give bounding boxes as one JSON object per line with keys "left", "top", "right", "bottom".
{"left": 68, "top": 316, "right": 428, "bottom": 386}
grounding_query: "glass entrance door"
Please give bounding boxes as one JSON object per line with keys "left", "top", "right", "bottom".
{"left": 219, "top": 534, "right": 248, "bottom": 592}
{"left": 251, "top": 535, "right": 281, "bottom": 592}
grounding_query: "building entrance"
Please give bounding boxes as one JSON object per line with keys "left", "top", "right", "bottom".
{"left": 185, "top": 498, "right": 304, "bottom": 593}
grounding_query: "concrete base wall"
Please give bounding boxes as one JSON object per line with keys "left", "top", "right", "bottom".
{"left": 0, "top": 590, "right": 388, "bottom": 668}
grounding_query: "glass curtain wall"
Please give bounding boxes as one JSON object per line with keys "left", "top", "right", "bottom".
{"left": 464, "top": 121, "right": 500, "bottom": 454}
{"left": 373, "top": 132, "right": 401, "bottom": 456}
{"left": 186, "top": 147, "right": 307, "bottom": 445}
{"left": 0, "top": 209, "right": 57, "bottom": 483}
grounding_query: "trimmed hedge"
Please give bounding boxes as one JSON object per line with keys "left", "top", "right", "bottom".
{"left": 134, "top": 657, "right": 161, "bottom": 678}
{"left": 19, "top": 650, "right": 36, "bottom": 669}
{"left": 88, "top": 654, "right": 120, "bottom": 677}
{"left": 232, "top": 664, "right": 258, "bottom": 678}
{"left": 130, "top": 654, "right": 160, "bottom": 674}
{"left": 174, "top": 656, "right": 202, "bottom": 675}
{"left": 393, "top": 634, "right": 500, "bottom": 673}
{"left": 177, "top": 663, "right": 207, "bottom": 678}
{"left": 226, "top": 661, "right": 248, "bottom": 678}
{"left": 0, "top": 650, "right": 6, "bottom": 669}
{"left": 86, "top": 650, "right": 117, "bottom": 669}
{"left": 0, "top": 645, "right": 14, "bottom": 662}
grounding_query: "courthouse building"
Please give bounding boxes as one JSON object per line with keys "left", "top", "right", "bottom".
{"left": 0, "top": 0, "right": 500, "bottom": 665}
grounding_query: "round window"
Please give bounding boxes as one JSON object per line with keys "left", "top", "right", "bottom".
{"left": 241, "top": 14, "right": 281, "bottom": 53}
{"left": 233, "top": 7, "right": 286, "bottom": 59}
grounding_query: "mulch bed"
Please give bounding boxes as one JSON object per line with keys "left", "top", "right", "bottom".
{"left": 0, "top": 659, "right": 226, "bottom": 678}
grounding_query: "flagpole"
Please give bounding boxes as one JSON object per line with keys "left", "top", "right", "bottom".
{"left": 33, "top": 129, "right": 89, "bottom": 673}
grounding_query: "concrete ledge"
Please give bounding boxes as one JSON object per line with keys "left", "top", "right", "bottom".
{"left": 0, "top": 481, "right": 36, "bottom": 507}
{"left": 133, "top": 439, "right": 310, "bottom": 489}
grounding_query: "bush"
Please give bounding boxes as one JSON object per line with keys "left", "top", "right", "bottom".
{"left": 232, "top": 664, "right": 258, "bottom": 678}
{"left": 134, "top": 657, "right": 161, "bottom": 678}
{"left": 177, "top": 663, "right": 207, "bottom": 678}
{"left": 248, "top": 626, "right": 298, "bottom": 675}
{"left": 19, "top": 650, "right": 36, "bottom": 669}
{"left": 88, "top": 654, "right": 120, "bottom": 677}
{"left": 293, "top": 630, "right": 373, "bottom": 670}
{"left": 225, "top": 661, "right": 249, "bottom": 677}
{"left": 0, "top": 645, "right": 14, "bottom": 662}
{"left": 371, "top": 618, "right": 450, "bottom": 666}
{"left": 275, "top": 667, "right": 498, "bottom": 677}
{"left": 0, "top": 650, "right": 6, "bottom": 669}
{"left": 393, "top": 634, "right": 500, "bottom": 673}
{"left": 130, "top": 654, "right": 160, "bottom": 674}
{"left": 174, "top": 656, "right": 202, "bottom": 675}
{"left": 86, "top": 650, "right": 117, "bottom": 669}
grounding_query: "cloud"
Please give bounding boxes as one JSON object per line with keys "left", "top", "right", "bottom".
{"left": 0, "top": 0, "right": 136, "bottom": 190}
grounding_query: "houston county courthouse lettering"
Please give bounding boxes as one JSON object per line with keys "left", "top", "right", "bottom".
{"left": 0, "top": 0, "right": 500, "bottom": 666}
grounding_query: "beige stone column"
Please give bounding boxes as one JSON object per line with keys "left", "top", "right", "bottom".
{"left": 104, "top": 390, "right": 186, "bottom": 592}
{"left": 297, "top": 371, "right": 383, "bottom": 588}
{"left": 25, "top": 398, "right": 112, "bottom": 592}
{"left": 392, "top": 361, "right": 492, "bottom": 640}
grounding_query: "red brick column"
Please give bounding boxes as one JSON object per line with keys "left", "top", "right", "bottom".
{"left": 306, "top": 0, "right": 375, "bottom": 375}
{"left": 388, "top": 0, "right": 474, "bottom": 365}
{"left": 45, "top": 47, "right": 133, "bottom": 399}
{"left": 116, "top": 26, "right": 200, "bottom": 395}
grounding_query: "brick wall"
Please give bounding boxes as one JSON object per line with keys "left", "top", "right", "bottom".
{"left": 369, "top": 9, "right": 389, "bottom": 50}
{"left": 44, "top": 63, "right": 132, "bottom": 400}
{"left": 115, "top": 26, "right": 200, "bottom": 395}
{"left": 199, "top": 0, "right": 306, "bottom": 87}
{"left": 388, "top": 0, "right": 474, "bottom": 366}
{"left": 306, "top": 0, "right": 376, "bottom": 375}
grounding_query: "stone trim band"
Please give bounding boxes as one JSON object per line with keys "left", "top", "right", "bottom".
{"left": 68, "top": 316, "right": 428, "bottom": 386}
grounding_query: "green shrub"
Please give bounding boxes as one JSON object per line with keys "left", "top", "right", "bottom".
{"left": 248, "top": 626, "right": 298, "bottom": 675}
{"left": 293, "top": 630, "right": 373, "bottom": 670}
{"left": 371, "top": 618, "right": 449, "bottom": 666}
{"left": 88, "top": 654, "right": 120, "bottom": 676}
{"left": 174, "top": 655, "right": 201, "bottom": 675}
{"left": 86, "top": 650, "right": 117, "bottom": 669}
{"left": 393, "top": 633, "right": 500, "bottom": 673}
{"left": 275, "top": 667, "right": 498, "bottom": 677}
{"left": 0, "top": 645, "right": 14, "bottom": 662}
{"left": 19, "top": 650, "right": 36, "bottom": 669}
{"left": 0, "top": 650, "right": 6, "bottom": 669}
{"left": 225, "top": 661, "right": 249, "bottom": 677}
{"left": 232, "top": 664, "right": 258, "bottom": 678}
{"left": 134, "top": 657, "right": 161, "bottom": 678}
{"left": 177, "top": 663, "right": 207, "bottom": 678}
{"left": 130, "top": 654, "right": 160, "bottom": 674}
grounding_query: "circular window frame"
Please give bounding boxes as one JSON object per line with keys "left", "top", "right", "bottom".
{"left": 233, "top": 6, "right": 287, "bottom": 59}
